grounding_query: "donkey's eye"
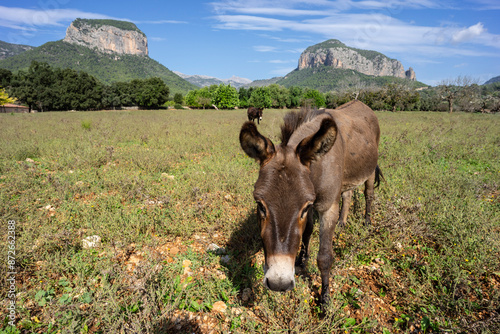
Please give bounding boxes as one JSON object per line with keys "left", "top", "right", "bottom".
{"left": 257, "top": 202, "right": 267, "bottom": 217}
{"left": 301, "top": 203, "right": 313, "bottom": 219}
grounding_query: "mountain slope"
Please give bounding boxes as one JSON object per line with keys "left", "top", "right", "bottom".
{"left": 174, "top": 71, "right": 252, "bottom": 88}
{"left": 277, "top": 66, "right": 426, "bottom": 92}
{"left": 298, "top": 39, "right": 415, "bottom": 80}
{"left": 0, "top": 40, "right": 196, "bottom": 95}
{"left": 484, "top": 75, "right": 500, "bottom": 85}
{"left": 0, "top": 41, "right": 34, "bottom": 60}
{"left": 0, "top": 19, "right": 197, "bottom": 95}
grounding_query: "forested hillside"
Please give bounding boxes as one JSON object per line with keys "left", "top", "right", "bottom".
{"left": 277, "top": 66, "right": 426, "bottom": 92}
{"left": 0, "top": 41, "right": 196, "bottom": 95}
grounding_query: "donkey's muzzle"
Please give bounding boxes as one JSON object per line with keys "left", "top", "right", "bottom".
{"left": 263, "top": 255, "right": 295, "bottom": 292}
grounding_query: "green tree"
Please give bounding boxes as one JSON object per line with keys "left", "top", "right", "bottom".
{"left": 268, "top": 84, "right": 289, "bottom": 109}
{"left": 133, "top": 77, "right": 169, "bottom": 109}
{"left": 174, "top": 93, "right": 184, "bottom": 105}
{"left": 212, "top": 84, "right": 239, "bottom": 109}
{"left": 384, "top": 83, "right": 419, "bottom": 112}
{"left": 238, "top": 87, "right": 254, "bottom": 108}
{"left": 288, "top": 86, "right": 303, "bottom": 108}
{"left": 11, "top": 61, "right": 56, "bottom": 112}
{"left": 248, "top": 87, "right": 271, "bottom": 109}
{"left": 185, "top": 90, "right": 199, "bottom": 107}
{"left": 302, "top": 88, "right": 325, "bottom": 107}
{"left": 0, "top": 69, "right": 13, "bottom": 88}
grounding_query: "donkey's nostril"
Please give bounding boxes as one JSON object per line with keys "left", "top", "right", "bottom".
{"left": 264, "top": 277, "right": 271, "bottom": 290}
{"left": 265, "top": 278, "right": 294, "bottom": 292}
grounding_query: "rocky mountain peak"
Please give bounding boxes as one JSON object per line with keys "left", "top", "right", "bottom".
{"left": 63, "top": 18, "right": 148, "bottom": 56}
{"left": 298, "top": 39, "right": 415, "bottom": 80}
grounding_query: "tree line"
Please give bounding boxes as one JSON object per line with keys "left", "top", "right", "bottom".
{"left": 186, "top": 79, "right": 500, "bottom": 113}
{"left": 0, "top": 61, "right": 169, "bottom": 112}
{"left": 1, "top": 61, "right": 499, "bottom": 112}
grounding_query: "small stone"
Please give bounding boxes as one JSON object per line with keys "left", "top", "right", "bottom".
{"left": 241, "top": 288, "right": 252, "bottom": 302}
{"left": 161, "top": 173, "right": 175, "bottom": 180}
{"left": 25, "top": 158, "right": 35, "bottom": 163}
{"left": 82, "top": 235, "right": 101, "bottom": 249}
{"left": 207, "top": 243, "right": 226, "bottom": 255}
{"left": 169, "top": 246, "right": 179, "bottom": 256}
{"left": 212, "top": 301, "right": 227, "bottom": 313}
{"left": 220, "top": 255, "right": 231, "bottom": 264}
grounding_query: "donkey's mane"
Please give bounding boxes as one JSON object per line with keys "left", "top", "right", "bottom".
{"left": 280, "top": 107, "right": 327, "bottom": 146}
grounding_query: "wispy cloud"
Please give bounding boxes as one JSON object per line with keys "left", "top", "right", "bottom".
{"left": 149, "top": 37, "right": 166, "bottom": 41}
{"left": 210, "top": 1, "right": 500, "bottom": 60}
{"left": 268, "top": 59, "right": 296, "bottom": 64}
{"left": 253, "top": 45, "right": 278, "bottom": 52}
{"left": 451, "top": 23, "right": 485, "bottom": 43}
{"left": 0, "top": 5, "right": 125, "bottom": 30}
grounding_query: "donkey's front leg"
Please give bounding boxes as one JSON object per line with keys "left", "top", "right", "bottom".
{"left": 317, "top": 202, "right": 339, "bottom": 306}
{"left": 296, "top": 207, "right": 314, "bottom": 269}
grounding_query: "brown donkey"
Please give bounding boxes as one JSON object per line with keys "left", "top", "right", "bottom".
{"left": 239, "top": 100, "right": 382, "bottom": 305}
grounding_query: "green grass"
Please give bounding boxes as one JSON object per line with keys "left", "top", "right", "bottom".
{"left": 0, "top": 109, "right": 499, "bottom": 333}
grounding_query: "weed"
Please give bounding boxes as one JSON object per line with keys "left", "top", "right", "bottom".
{"left": 81, "top": 120, "right": 92, "bottom": 130}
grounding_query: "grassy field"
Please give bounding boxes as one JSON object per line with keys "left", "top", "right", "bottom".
{"left": 0, "top": 108, "right": 499, "bottom": 333}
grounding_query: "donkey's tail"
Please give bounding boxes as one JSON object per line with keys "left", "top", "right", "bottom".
{"left": 374, "top": 165, "right": 384, "bottom": 189}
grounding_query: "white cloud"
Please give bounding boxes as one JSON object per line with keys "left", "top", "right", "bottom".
{"left": 268, "top": 59, "right": 296, "bottom": 63}
{"left": 451, "top": 23, "right": 485, "bottom": 43}
{"left": 210, "top": 2, "right": 500, "bottom": 60}
{"left": 149, "top": 37, "right": 166, "bottom": 41}
{"left": 253, "top": 45, "right": 278, "bottom": 52}
{"left": 0, "top": 5, "right": 126, "bottom": 30}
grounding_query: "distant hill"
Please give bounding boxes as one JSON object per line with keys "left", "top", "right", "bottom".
{"left": 0, "top": 19, "right": 197, "bottom": 95}
{"left": 298, "top": 39, "right": 416, "bottom": 80}
{"left": 244, "top": 77, "right": 283, "bottom": 88}
{"left": 276, "top": 66, "right": 425, "bottom": 92}
{"left": 174, "top": 72, "right": 252, "bottom": 88}
{"left": 484, "top": 76, "right": 500, "bottom": 85}
{"left": 0, "top": 41, "right": 34, "bottom": 60}
{"left": 262, "top": 39, "right": 422, "bottom": 92}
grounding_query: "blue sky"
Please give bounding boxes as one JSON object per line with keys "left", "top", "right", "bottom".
{"left": 1, "top": 0, "right": 499, "bottom": 85}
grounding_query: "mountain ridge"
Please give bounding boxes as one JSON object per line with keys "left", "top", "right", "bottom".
{"left": 174, "top": 71, "right": 252, "bottom": 88}
{"left": 298, "top": 39, "right": 416, "bottom": 80}
{"left": 0, "top": 41, "right": 34, "bottom": 60}
{"left": 0, "top": 19, "right": 196, "bottom": 95}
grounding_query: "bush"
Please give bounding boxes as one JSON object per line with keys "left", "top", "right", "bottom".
{"left": 81, "top": 120, "right": 92, "bottom": 130}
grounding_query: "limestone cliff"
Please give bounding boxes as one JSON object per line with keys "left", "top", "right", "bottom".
{"left": 298, "top": 39, "right": 415, "bottom": 80}
{"left": 63, "top": 18, "right": 148, "bottom": 56}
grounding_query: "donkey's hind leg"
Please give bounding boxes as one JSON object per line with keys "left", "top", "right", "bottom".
{"left": 364, "top": 170, "right": 376, "bottom": 226}
{"left": 337, "top": 190, "right": 353, "bottom": 229}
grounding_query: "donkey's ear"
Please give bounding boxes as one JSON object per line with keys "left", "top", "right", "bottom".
{"left": 296, "top": 118, "right": 337, "bottom": 166}
{"left": 240, "top": 121, "right": 275, "bottom": 164}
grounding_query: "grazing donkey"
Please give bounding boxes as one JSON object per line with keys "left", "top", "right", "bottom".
{"left": 247, "top": 107, "right": 263, "bottom": 124}
{"left": 239, "top": 100, "right": 382, "bottom": 305}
